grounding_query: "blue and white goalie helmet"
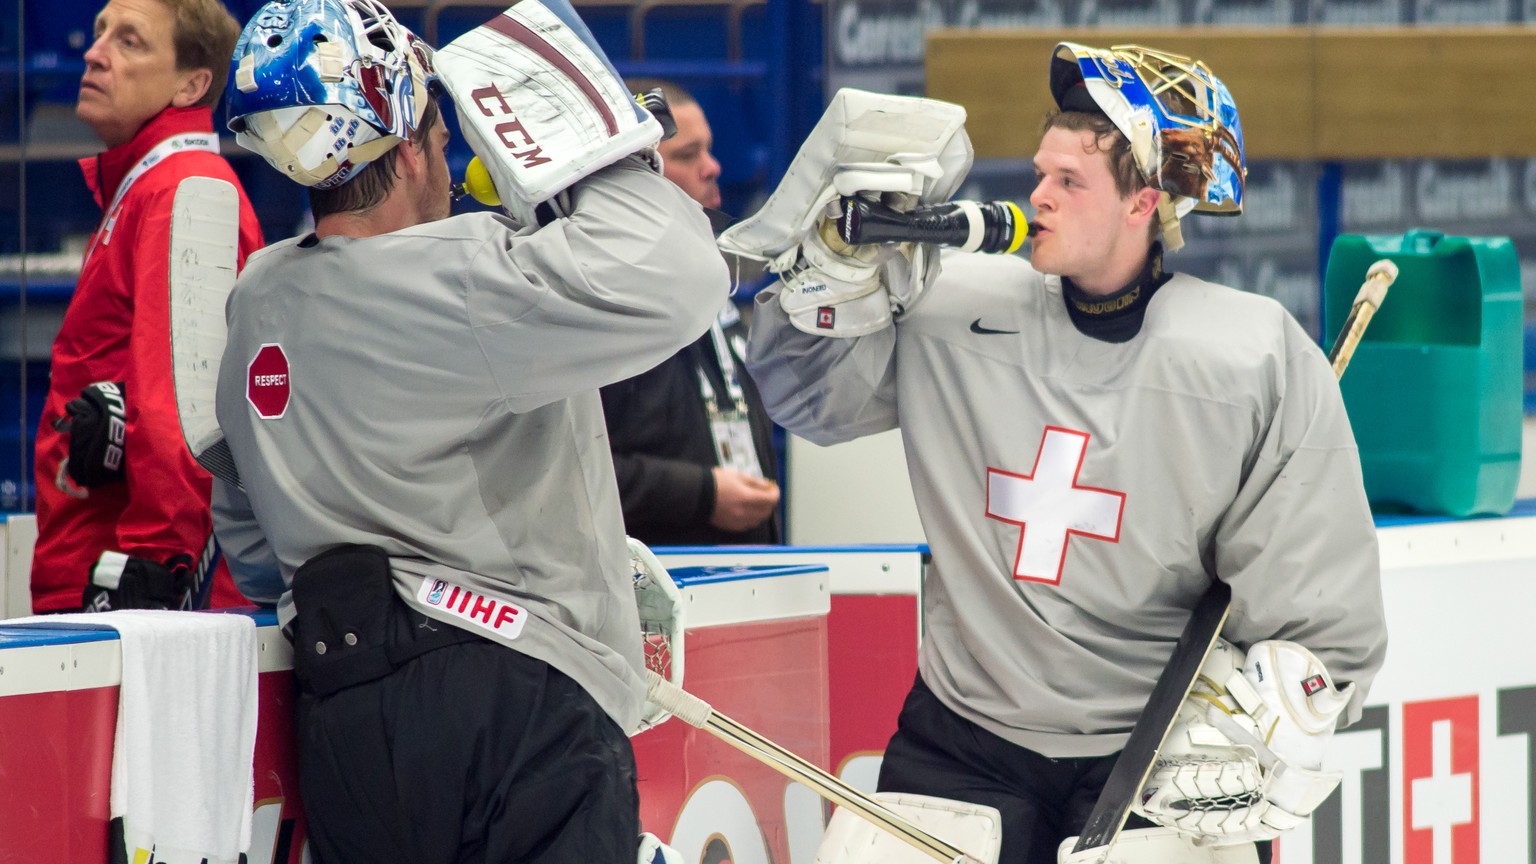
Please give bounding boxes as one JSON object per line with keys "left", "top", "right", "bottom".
{"left": 1049, "top": 42, "right": 1245, "bottom": 218}
{"left": 226, "top": 0, "right": 436, "bottom": 188}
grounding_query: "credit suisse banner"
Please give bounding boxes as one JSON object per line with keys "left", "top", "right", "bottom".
{"left": 2, "top": 515, "right": 1534, "bottom": 863}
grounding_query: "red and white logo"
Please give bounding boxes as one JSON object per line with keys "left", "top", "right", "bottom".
{"left": 816, "top": 307, "right": 836, "bottom": 329}
{"left": 416, "top": 575, "right": 527, "bottom": 640}
{"left": 985, "top": 426, "right": 1126, "bottom": 584}
{"left": 1404, "top": 696, "right": 1479, "bottom": 864}
{"left": 247, "top": 343, "right": 291, "bottom": 419}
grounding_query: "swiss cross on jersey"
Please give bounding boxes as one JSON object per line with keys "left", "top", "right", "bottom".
{"left": 985, "top": 426, "right": 1126, "bottom": 584}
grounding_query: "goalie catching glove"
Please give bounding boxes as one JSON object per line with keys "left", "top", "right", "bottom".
{"left": 629, "top": 537, "right": 684, "bottom": 733}
{"left": 1132, "top": 638, "right": 1353, "bottom": 845}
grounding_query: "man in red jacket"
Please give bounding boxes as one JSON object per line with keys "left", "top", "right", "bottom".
{"left": 30, "top": 0, "right": 265, "bottom": 613}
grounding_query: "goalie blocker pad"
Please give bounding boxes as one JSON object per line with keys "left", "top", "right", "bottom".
{"left": 717, "top": 89, "right": 972, "bottom": 266}
{"left": 435, "top": 0, "right": 662, "bottom": 227}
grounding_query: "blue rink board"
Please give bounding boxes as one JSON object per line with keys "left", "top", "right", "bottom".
{"left": 666, "top": 563, "right": 829, "bottom": 587}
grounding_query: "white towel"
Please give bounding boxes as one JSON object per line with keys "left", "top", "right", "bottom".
{"left": 12, "top": 610, "right": 258, "bottom": 863}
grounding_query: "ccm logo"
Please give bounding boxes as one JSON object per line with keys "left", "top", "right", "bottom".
{"left": 471, "top": 85, "right": 553, "bottom": 169}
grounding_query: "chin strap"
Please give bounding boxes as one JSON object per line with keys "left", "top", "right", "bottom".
{"left": 1157, "top": 193, "right": 1185, "bottom": 253}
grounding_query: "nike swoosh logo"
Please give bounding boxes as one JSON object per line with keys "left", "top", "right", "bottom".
{"left": 970, "top": 318, "right": 1019, "bottom": 335}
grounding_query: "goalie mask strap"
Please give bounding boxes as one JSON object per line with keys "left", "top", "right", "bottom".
{"left": 1157, "top": 194, "right": 1185, "bottom": 252}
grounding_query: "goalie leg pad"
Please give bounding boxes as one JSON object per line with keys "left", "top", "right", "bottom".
{"left": 812, "top": 792, "right": 1002, "bottom": 864}
{"left": 1057, "top": 828, "right": 1259, "bottom": 864}
{"left": 638, "top": 832, "right": 683, "bottom": 864}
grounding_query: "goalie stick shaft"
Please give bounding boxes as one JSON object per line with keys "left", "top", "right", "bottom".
{"left": 645, "top": 670, "right": 983, "bottom": 864}
{"left": 1327, "top": 260, "right": 1396, "bottom": 379}
{"left": 1070, "top": 259, "right": 1395, "bottom": 862}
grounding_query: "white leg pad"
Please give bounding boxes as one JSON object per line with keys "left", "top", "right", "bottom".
{"left": 1058, "top": 829, "right": 1260, "bottom": 864}
{"left": 813, "top": 792, "right": 1002, "bottom": 864}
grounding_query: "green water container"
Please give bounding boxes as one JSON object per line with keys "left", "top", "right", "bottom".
{"left": 1322, "top": 229, "right": 1524, "bottom": 517}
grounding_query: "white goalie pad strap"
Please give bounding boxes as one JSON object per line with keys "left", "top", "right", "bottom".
{"left": 813, "top": 792, "right": 1001, "bottom": 864}
{"left": 436, "top": 0, "right": 662, "bottom": 226}
{"left": 717, "top": 88, "right": 971, "bottom": 265}
{"left": 1057, "top": 828, "right": 1259, "bottom": 864}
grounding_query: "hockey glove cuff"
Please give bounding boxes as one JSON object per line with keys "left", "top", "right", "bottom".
{"left": 83, "top": 551, "right": 195, "bottom": 612}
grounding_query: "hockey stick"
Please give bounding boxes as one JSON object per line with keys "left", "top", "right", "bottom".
{"left": 1327, "top": 260, "right": 1397, "bottom": 378}
{"left": 1066, "top": 259, "right": 1397, "bottom": 863}
{"left": 644, "top": 670, "right": 990, "bottom": 864}
{"left": 168, "top": 176, "right": 243, "bottom": 488}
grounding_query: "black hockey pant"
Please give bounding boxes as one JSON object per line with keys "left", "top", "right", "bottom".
{"left": 290, "top": 546, "right": 639, "bottom": 864}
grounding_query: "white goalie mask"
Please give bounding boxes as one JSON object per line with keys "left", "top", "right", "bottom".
{"left": 226, "top": 0, "right": 437, "bottom": 188}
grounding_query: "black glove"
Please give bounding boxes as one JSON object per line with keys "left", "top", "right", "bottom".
{"left": 83, "top": 552, "right": 195, "bottom": 612}
{"left": 53, "top": 380, "right": 128, "bottom": 488}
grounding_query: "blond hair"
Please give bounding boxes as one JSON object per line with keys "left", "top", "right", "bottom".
{"left": 157, "top": 0, "right": 243, "bottom": 108}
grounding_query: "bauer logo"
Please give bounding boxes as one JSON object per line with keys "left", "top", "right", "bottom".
{"left": 247, "top": 343, "right": 290, "bottom": 419}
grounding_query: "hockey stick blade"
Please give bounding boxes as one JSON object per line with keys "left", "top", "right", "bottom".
{"left": 169, "top": 176, "right": 242, "bottom": 488}
{"left": 1070, "top": 258, "right": 1393, "bottom": 862}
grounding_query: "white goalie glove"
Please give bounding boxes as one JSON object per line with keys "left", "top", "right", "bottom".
{"left": 718, "top": 88, "right": 972, "bottom": 337}
{"left": 629, "top": 537, "right": 684, "bottom": 734}
{"left": 435, "top": 0, "right": 663, "bottom": 227}
{"left": 1133, "top": 639, "right": 1354, "bottom": 845}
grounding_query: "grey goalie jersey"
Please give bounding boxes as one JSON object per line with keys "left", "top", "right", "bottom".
{"left": 212, "top": 158, "right": 728, "bottom": 732}
{"left": 747, "top": 250, "right": 1387, "bottom": 758}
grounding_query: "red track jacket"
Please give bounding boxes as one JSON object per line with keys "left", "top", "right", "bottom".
{"left": 31, "top": 105, "right": 265, "bottom": 612}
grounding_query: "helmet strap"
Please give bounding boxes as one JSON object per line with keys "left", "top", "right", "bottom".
{"left": 1157, "top": 193, "right": 1185, "bottom": 253}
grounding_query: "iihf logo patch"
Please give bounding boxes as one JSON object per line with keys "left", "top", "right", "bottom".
{"left": 1301, "top": 674, "right": 1327, "bottom": 696}
{"left": 816, "top": 306, "right": 836, "bottom": 329}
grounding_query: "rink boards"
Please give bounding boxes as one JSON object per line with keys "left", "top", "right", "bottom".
{"left": 0, "top": 509, "right": 1533, "bottom": 863}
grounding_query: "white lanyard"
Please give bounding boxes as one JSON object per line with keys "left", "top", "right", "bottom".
{"left": 84, "top": 132, "right": 220, "bottom": 265}
{"left": 695, "top": 319, "right": 748, "bottom": 417}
